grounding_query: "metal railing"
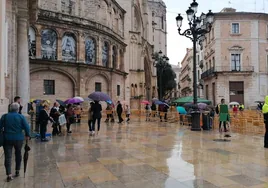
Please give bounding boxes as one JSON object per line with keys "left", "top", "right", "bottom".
{"left": 201, "top": 66, "right": 254, "bottom": 79}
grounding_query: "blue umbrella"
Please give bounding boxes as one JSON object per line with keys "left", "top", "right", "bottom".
{"left": 106, "top": 100, "right": 113, "bottom": 104}
{"left": 176, "top": 106, "right": 187, "bottom": 114}
{"left": 154, "top": 100, "right": 169, "bottom": 107}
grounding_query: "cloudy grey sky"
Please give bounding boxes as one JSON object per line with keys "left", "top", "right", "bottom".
{"left": 165, "top": 0, "right": 268, "bottom": 65}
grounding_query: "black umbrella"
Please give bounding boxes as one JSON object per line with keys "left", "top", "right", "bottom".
{"left": 56, "top": 99, "right": 65, "bottom": 106}
{"left": 23, "top": 140, "right": 31, "bottom": 178}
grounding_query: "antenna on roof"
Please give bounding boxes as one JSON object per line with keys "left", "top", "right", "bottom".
{"left": 254, "top": 0, "right": 257, "bottom": 12}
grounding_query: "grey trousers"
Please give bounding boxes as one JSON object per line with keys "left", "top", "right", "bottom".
{"left": 3, "top": 140, "right": 23, "bottom": 175}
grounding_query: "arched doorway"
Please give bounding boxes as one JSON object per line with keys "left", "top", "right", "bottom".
{"left": 144, "top": 57, "right": 152, "bottom": 101}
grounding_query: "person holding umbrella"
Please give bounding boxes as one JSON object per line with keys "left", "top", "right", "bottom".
{"left": 65, "top": 104, "right": 75, "bottom": 134}
{"left": 116, "top": 101, "right": 123, "bottom": 123}
{"left": 92, "top": 101, "right": 102, "bottom": 135}
{"left": 50, "top": 102, "right": 61, "bottom": 136}
{"left": 0, "top": 103, "right": 30, "bottom": 182}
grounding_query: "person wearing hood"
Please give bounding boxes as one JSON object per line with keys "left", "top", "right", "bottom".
{"left": 262, "top": 96, "right": 268, "bottom": 148}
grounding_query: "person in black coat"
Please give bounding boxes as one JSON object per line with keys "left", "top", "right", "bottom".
{"left": 116, "top": 101, "right": 123, "bottom": 123}
{"left": 92, "top": 101, "right": 102, "bottom": 134}
{"left": 39, "top": 104, "right": 54, "bottom": 142}
{"left": 50, "top": 102, "right": 61, "bottom": 136}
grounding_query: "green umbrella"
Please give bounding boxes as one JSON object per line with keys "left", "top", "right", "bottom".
{"left": 173, "top": 96, "right": 211, "bottom": 105}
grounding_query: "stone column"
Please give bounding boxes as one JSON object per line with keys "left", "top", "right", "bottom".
{"left": 17, "top": 0, "right": 30, "bottom": 114}
{"left": 117, "top": 48, "right": 120, "bottom": 69}
{"left": 57, "top": 36, "right": 62, "bottom": 61}
{"left": 78, "top": 33, "right": 85, "bottom": 63}
{"left": 97, "top": 38, "right": 102, "bottom": 66}
{"left": 36, "top": 34, "right": 41, "bottom": 58}
{"left": 109, "top": 45, "right": 113, "bottom": 68}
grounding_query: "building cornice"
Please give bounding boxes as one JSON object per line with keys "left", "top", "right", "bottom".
{"left": 36, "top": 9, "right": 126, "bottom": 47}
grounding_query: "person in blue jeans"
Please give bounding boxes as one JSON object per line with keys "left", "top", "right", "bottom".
{"left": 0, "top": 103, "right": 30, "bottom": 182}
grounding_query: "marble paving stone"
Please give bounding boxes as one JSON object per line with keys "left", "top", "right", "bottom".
{"left": 95, "top": 180, "right": 125, "bottom": 188}
{"left": 129, "top": 164, "right": 158, "bottom": 175}
{"left": 88, "top": 170, "right": 118, "bottom": 184}
{"left": 227, "top": 174, "right": 265, "bottom": 187}
{"left": 1, "top": 119, "right": 268, "bottom": 187}
{"left": 181, "top": 179, "right": 219, "bottom": 188}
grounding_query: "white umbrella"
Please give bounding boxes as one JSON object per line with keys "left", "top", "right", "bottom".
{"left": 229, "top": 102, "right": 239, "bottom": 106}
{"left": 73, "top": 96, "right": 84, "bottom": 102}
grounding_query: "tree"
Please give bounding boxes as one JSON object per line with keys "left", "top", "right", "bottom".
{"left": 157, "top": 63, "right": 176, "bottom": 99}
{"left": 153, "top": 52, "right": 176, "bottom": 100}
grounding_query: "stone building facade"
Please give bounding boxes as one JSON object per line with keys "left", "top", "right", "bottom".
{"left": 0, "top": 0, "right": 167, "bottom": 114}
{"left": 179, "top": 47, "right": 203, "bottom": 99}
{"left": 201, "top": 8, "right": 268, "bottom": 107}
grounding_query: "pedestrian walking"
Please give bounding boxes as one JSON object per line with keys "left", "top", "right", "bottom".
{"left": 145, "top": 104, "right": 151, "bottom": 121}
{"left": 125, "top": 105, "right": 131, "bottom": 122}
{"left": 0, "top": 103, "right": 30, "bottom": 182}
{"left": 216, "top": 98, "right": 229, "bottom": 132}
{"left": 50, "top": 102, "right": 62, "bottom": 136}
{"left": 262, "top": 96, "right": 268, "bottom": 148}
{"left": 117, "top": 101, "right": 123, "bottom": 123}
{"left": 88, "top": 102, "right": 94, "bottom": 135}
{"left": 92, "top": 101, "right": 102, "bottom": 134}
{"left": 39, "top": 104, "right": 54, "bottom": 141}
{"left": 105, "top": 104, "right": 114, "bottom": 122}
{"left": 65, "top": 104, "right": 74, "bottom": 134}
{"left": 8, "top": 96, "right": 23, "bottom": 114}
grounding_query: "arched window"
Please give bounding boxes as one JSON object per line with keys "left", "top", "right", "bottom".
{"left": 28, "top": 27, "right": 36, "bottom": 58}
{"left": 112, "top": 46, "right": 117, "bottom": 68}
{"left": 85, "top": 37, "right": 96, "bottom": 64}
{"left": 41, "top": 29, "right": 57, "bottom": 60}
{"left": 62, "top": 33, "right": 76, "bottom": 61}
{"left": 102, "top": 42, "right": 109, "bottom": 67}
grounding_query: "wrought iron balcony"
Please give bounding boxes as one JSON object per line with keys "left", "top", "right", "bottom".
{"left": 201, "top": 66, "right": 254, "bottom": 79}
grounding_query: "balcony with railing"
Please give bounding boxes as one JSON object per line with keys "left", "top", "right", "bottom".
{"left": 201, "top": 66, "right": 254, "bottom": 79}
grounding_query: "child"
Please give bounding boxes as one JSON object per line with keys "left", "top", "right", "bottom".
{"left": 125, "top": 105, "right": 131, "bottom": 122}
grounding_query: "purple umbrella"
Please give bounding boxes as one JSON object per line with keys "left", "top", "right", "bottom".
{"left": 88, "top": 92, "right": 111, "bottom": 102}
{"left": 198, "top": 103, "right": 207, "bottom": 110}
{"left": 64, "top": 97, "right": 84, "bottom": 104}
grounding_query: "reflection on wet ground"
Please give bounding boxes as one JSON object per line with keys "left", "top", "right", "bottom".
{"left": 1, "top": 119, "right": 268, "bottom": 188}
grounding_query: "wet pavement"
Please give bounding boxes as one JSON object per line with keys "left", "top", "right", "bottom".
{"left": 0, "top": 119, "right": 268, "bottom": 188}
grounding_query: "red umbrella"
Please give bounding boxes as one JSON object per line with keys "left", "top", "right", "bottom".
{"left": 141, "top": 100, "right": 150, "bottom": 105}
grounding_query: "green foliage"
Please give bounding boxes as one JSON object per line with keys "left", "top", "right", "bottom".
{"left": 153, "top": 52, "right": 176, "bottom": 99}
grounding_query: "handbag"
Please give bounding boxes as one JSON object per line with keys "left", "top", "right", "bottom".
{"left": 0, "top": 114, "right": 7, "bottom": 147}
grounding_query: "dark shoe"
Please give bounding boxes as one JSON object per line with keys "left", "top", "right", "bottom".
{"left": 41, "top": 139, "right": 49, "bottom": 142}
{"left": 7, "top": 176, "right": 13, "bottom": 182}
{"left": 67, "top": 131, "right": 72, "bottom": 134}
{"left": 15, "top": 171, "right": 20, "bottom": 177}
{"left": 264, "top": 146, "right": 268, "bottom": 148}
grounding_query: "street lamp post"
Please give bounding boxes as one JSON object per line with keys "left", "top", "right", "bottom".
{"left": 152, "top": 51, "right": 169, "bottom": 100}
{"left": 176, "top": 0, "right": 214, "bottom": 131}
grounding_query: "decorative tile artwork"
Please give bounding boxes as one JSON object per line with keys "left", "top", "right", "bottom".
{"left": 28, "top": 27, "right": 36, "bottom": 58}
{"left": 62, "top": 34, "right": 76, "bottom": 61}
{"left": 85, "top": 38, "right": 96, "bottom": 64}
{"left": 41, "top": 29, "right": 57, "bottom": 60}
{"left": 102, "top": 42, "right": 109, "bottom": 67}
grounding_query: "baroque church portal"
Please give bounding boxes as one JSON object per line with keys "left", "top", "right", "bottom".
{"left": 0, "top": 0, "right": 167, "bottom": 114}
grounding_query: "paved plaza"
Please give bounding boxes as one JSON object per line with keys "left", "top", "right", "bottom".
{"left": 0, "top": 119, "right": 268, "bottom": 188}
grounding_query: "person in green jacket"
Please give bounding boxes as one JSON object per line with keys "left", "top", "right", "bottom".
{"left": 262, "top": 96, "right": 268, "bottom": 148}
